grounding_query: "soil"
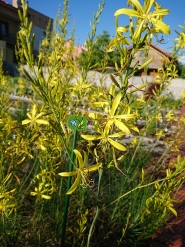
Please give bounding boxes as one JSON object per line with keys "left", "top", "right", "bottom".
{"left": 151, "top": 105, "right": 185, "bottom": 247}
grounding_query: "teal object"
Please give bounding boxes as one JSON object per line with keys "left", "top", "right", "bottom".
{"left": 67, "top": 115, "right": 87, "bottom": 131}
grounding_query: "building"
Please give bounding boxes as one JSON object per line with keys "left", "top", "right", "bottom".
{"left": 63, "top": 40, "right": 88, "bottom": 63}
{"left": 129, "top": 43, "right": 172, "bottom": 77}
{"left": 0, "top": 0, "right": 53, "bottom": 65}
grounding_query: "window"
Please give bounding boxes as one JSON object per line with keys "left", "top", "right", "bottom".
{"left": 0, "top": 21, "right": 8, "bottom": 36}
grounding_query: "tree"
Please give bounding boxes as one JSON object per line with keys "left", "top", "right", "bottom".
{"left": 79, "top": 30, "right": 120, "bottom": 70}
{"left": 177, "top": 62, "right": 185, "bottom": 78}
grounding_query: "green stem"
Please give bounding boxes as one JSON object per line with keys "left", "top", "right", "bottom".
{"left": 87, "top": 167, "right": 103, "bottom": 247}
{"left": 61, "top": 130, "right": 77, "bottom": 247}
{"left": 37, "top": 201, "right": 44, "bottom": 246}
{"left": 108, "top": 177, "right": 169, "bottom": 207}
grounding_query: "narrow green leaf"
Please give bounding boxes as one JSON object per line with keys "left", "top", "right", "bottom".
{"left": 110, "top": 74, "right": 120, "bottom": 88}
{"left": 138, "top": 57, "right": 154, "bottom": 70}
{"left": 132, "top": 21, "right": 144, "bottom": 41}
{"left": 128, "top": 83, "right": 147, "bottom": 94}
{"left": 23, "top": 69, "right": 35, "bottom": 84}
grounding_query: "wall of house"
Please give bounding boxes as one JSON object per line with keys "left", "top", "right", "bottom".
{"left": 28, "top": 8, "right": 52, "bottom": 30}
{"left": 130, "top": 47, "right": 166, "bottom": 77}
{"left": 32, "top": 25, "right": 47, "bottom": 52}
{"left": 0, "top": 16, "right": 19, "bottom": 36}
{"left": 0, "top": 2, "right": 20, "bottom": 63}
{"left": 0, "top": 3, "right": 19, "bottom": 43}
{"left": 0, "top": 40, "right": 6, "bottom": 60}
{"left": 28, "top": 8, "right": 52, "bottom": 55}
{"left": 0, "top": 1, "right": 52, "bottom": 63}
{"left": 6, "top": 47, "right": 14, "bottom": 63}
{"left": 0, "top": 3, "right": 19, "bottom": 21}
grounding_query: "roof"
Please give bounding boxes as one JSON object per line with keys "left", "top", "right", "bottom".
{"left": 0, "top": 0, "right": 17, "bottom": 10}
{"left": 128, "top": 43, "right": 173, "bottom": 69}
{"left": 150, "top": 43, "right": 172, "bottom": 58}
{"left": 63, "top": 40, "right": 87, "bottom": 61}
{"left": 0, "top": 0, "right": 52, "bottom": 19}
{"left": 128, "top": 43, "right": 172, "bottom": 58}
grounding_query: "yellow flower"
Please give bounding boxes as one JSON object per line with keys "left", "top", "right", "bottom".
{"left": 82, "top": 91, "right": 138, "bottom": 151}
{"left": 81, "top": 128, "right": 127, "bottom": 151}
{"left": 22, "top": 105, "right": 49, "bottom": 126}
{"left": 180, "top": 90, "right": 185, "bottom": 100}
{"left": 155, "top": 113, "right": 162, "bottom": 121}
{"left": 136, "top": 97, "right": 146, "bottom": 104}
{"left": 166, "top": 65, "right": 179, "bottom": 79}
{"left": 166, "top": 111, "right": 176, "bottom": 122}
{"left": 30, "top": 183, "right": 52, "bottom": 200}
{"left": 114, "top": 0, "right": 170, "bottom": 42}
{"left": 155, "top": 130, "right": 165, "bottom": 138}
{"left": 176, "top": 32, "right": 185, "bottom": 49}
{"left": 59, "top": 150, "right": 102, "bottom": 194}
{"left": 171, "top": 145, "right": 179, "bottom": 153}
{"left": 131, "top": 137, "right": 138, "bottom": 146}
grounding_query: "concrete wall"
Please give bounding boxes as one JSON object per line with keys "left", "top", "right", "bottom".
{"left": 85, "top": 71, "right": 185, "bottom": 99}
{"left": 168, "top": 78, "right": 185, "bottom": 99}
{"left": 22, "top": 67, "right": 185, "bottom": 100}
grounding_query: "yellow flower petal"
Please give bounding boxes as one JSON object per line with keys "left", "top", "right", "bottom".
{"left": 67, "top": 172, "right": 81, "bottom": 194}
{"left": 22, "top": 119, "right": 31, "bottom": 125}
{"left": 59, "top": 171, "right": 78, "bottom": 177}
{"left": 84, "top": 163, "right": 102, "bottom": 173}
{"left": 114, "top": 8, "right": 141, "bottom": 18}
{"left": 108, "top": 138, "right": 127, "bottom": 151}
{"left": 41, "top": 194, "right": 51, "bottom": 200}
{"left": 35, "top": 119, "right": 49, "bottom": 125}
{"left": 114, "top": 119, "right": 130, "bottom": 134}
{"left": 81, "top": 135, "right": 102, "bottom": 141}
{"left": 73, "top": 149, "right": 84, "bottom": 168}
{"left": 111, "top": 92, "right": 122, "bottom": 116}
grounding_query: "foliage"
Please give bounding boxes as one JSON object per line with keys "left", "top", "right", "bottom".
{"left": 177, "top": 63, "right": 185, "bottom": 79}
{"left": 1, "top": 0, "right": 185, "bottom": 246}
{"left": 79, "top": 30, "right": 121, "bottom": 69}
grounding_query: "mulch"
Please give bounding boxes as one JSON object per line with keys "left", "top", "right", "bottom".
{"left": 151, "top": 105, "right": 185, "bottom": 247}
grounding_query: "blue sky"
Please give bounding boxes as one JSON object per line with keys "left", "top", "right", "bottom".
{"left": 7, "top": 0, "right": 185, "bottom": 54}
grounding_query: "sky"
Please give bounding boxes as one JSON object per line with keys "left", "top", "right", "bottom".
{"left": 7, "top": 0, "right": 185, "bottom": 58}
